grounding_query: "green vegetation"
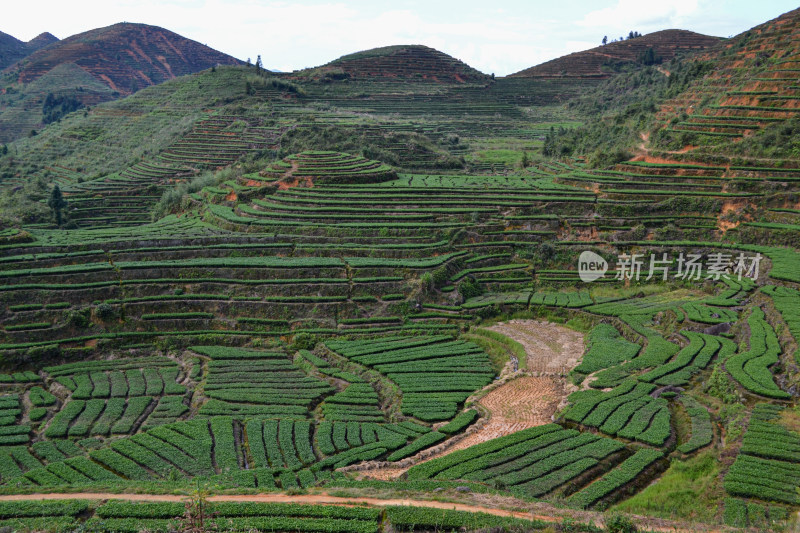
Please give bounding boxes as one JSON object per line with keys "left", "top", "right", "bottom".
{"left": 0, "top": 7, "right": 798, "bottom": 532}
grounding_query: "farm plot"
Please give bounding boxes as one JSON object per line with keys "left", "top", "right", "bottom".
{"left": 573, "top": 323, "right": 641, "bottom": 378}
{"left": 43, "top": 357, "right": 187, "bottom": 437}
{"left": 762, "top": 285, "right": 800, "bottom": 353}
{"left": 326, "top": 336, "right": 494, "bottom": 421}
{"left": 563, "top": 381, "right": 671, "bottom": 446}
{"left": 191, "top": 346, "right": 335, "bottom": 418}
{"left": 485, "top": 319, "right": 584, "bottom": 373}
{"left": 724, "top": 307, "right": 788, "bottom": 398}
{"left": 406, "top": 424, "right": 630, "bottom": 499}
{"left": 724, "top": 404, "right": 800, "bottom": 505}
{"left": 0, "top": 395, "right": 29, "bottom": 446}
{"left": 89, "top": 500, "right": 382, "bottom": 533}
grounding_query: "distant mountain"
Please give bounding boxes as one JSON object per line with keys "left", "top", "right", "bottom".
{"left": 293, "top": 44, "right": 489, "bottom": 83}
{"left": 509, "top": 29, "right": 722, "bottom": 78}
{"left": 26, "top": 32, "right": 59, "bottom": 52}
{"left": 5, "top": 22, "right": 242, "bottom": 94}
{"left": 0, "top": 31, "right": 59, "bottom": 70}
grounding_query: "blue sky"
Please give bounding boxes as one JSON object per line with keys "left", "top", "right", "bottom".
{"left": 5, "top": 1, "right": 800, "bottom": 75}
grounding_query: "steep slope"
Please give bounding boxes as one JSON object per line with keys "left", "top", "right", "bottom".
{"left": 510, "top": 29, "right": 722, "bottom": 79}
{"left": 292, "top": 44, "right": 489, "bottom": 83}
{"left": 0, "top": 23, "right": 241, "bottom": 143}
{"left": 0, "top": 31, "right": 26, "bottom": 70}
{"left": 651, "top": 7, "right": 800, "bottom": 152}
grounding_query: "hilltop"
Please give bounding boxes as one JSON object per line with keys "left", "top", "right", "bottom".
{"left": 5, "top": 22, "right": 241, "bottom": 93}
{"left": 290, "top": 44, "right": 489, "bottom": 83}
{"left": 0, "top": 31, "right": 58, "bottom": 70}
{"left": 510, "top": 29, "right": 722, "bottom": 78}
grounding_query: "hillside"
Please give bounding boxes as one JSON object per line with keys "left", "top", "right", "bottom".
{"left": 0, "top": 23, "right": 241, "bottom": 144}
{"left": 510, "top": 29, "right": 722, "bottom": 78}
{"left": 6, "top": 23, "right": 241, "bottom": 92}
{"left": 291, "top": 44, "right": 489, "bottom": 82}
{"left": 649, "top": 7, "right": 800, "bottom": 155}
{"left": 0, "top": 31, "right": 58, "bottom": 70}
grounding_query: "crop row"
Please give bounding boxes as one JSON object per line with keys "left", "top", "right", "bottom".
{"left": 44, "top": 357, "right": 176, "bottom": 378}
{"left": 563, "top": 381, "right": 671, "bottom": 446}
{"left": 55, "top": 368, "right": 185, "bottom": 399}
{"left": 677, "top": 396, "right": 713, "bottom": 453}
{"left": 573, "top": 324, "right": 640, "bottom": 376}
{"left": 327, "top": 337, "right": 494, "bottom": 421}
{"left": 44, "top": 397, "right": 155, "bottom": 438}
{"left": 762, "top": 285, "right": 800, "bottom": 352}
{"left": 567, "top": 448, "right": 664, "bottom": 508}
{"left": 725, "top": 308, "right": 788, "bottom": 398}
{"left": 682, "top": 303, "right": 738, "bottom": 324}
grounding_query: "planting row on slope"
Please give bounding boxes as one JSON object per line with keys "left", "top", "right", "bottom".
{"left": 325, "top": 336, "right": 494, "bottom": 421}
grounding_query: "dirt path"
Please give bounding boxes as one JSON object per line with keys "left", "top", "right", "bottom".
{"left": 0, "top": 491, "right": 731, "bottom": 533}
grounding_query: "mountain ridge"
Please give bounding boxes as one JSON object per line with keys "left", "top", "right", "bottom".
{"left": 509, "top": 29, "right": 723, "bottom": 78}
{"left": 4, "top": 22, "right": 242, "bottom": 94}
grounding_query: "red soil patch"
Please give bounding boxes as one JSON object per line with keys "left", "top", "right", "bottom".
{"left": 718, "top": 199, "right": 752, "bottom": 231}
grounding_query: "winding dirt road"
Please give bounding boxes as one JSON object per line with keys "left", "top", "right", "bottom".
{"left": 0, "top": 491, "right": 732, "bottom": 532}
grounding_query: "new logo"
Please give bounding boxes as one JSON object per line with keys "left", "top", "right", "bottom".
{"left": 578, "top": 251, "right": 607, "bottom": 283}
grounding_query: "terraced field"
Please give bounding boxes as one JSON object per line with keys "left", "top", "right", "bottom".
{"left": 1, "top": 6, "right": 800, "bottom": 532}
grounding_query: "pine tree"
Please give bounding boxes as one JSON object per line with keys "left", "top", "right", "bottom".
{"left": 47, "top": 184, "right": 67, "bottom": 227}
{"left": 602, "top": 36, "right": 608, "bottom": 45}
{"left": 255, "top": 55, "right": 263, "bottom": 73}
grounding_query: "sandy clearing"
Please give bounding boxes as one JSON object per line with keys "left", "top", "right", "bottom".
{"left": 486, "top": 319, "right": 584, "bottom": 373}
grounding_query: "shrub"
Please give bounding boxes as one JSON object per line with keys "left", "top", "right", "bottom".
{"left": 605, "top": 513, "right": 638, "bottom": 533}
{"left": 94, "top": 303, "right": 115, "bottom": 321}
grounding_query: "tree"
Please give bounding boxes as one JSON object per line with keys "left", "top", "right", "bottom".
{"left": 627, "top": 31, "right": 635, "bottom": 40}
{"left": 638, "top": 47, "right": 661, "bottom": 66}
{"left": 602, "top": 35, "right": 608, "bottom": 45}
{"left": 255, "top": 55, "right": 263, "bottom": 72}
{"left": 520, "top": 151, "right": 531, "bottom": 169}
{"left": 0, "top": 144, "right": 7, "bottom": 156}
{"left": 47, "top": 184, "right": 67, "bottom": 227}
{"left": 179, "top": 480, "right": 216, "bottom": 532}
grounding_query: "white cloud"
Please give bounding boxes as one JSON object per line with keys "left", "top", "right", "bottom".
{"left": 578, "top": 0, "right": 701, "bottom": 32}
